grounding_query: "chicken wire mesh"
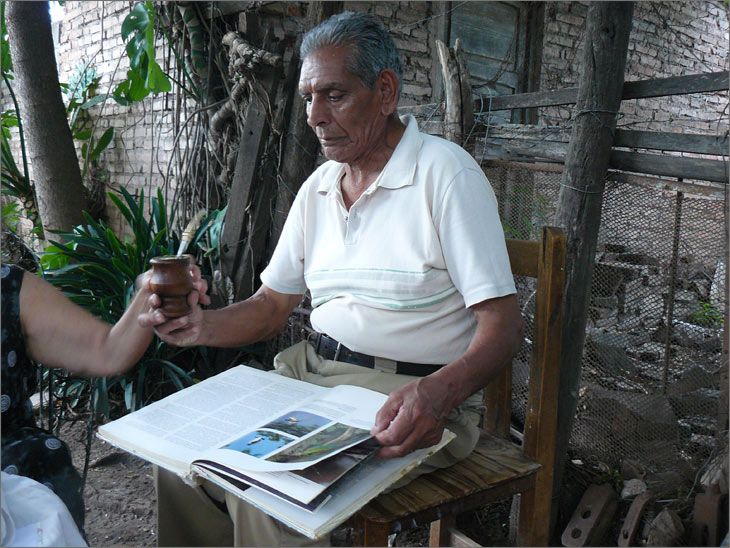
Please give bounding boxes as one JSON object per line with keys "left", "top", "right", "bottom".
{"left": 485, "top": 162, "right": 727, "bottom": 495}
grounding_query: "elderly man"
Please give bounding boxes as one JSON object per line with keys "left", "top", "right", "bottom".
{"left": 143, "top": 10, "right": 522, "bottom": 546}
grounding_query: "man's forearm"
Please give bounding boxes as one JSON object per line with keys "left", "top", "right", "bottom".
{"left": 197, "top": 289, "right": 299, "bottom": 348}
{"left": 426, "top": 295, "right": 523, "bottom": 414}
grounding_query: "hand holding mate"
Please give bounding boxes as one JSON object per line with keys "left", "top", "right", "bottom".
{"left": 138, "top": 264, "right": 210, "bottom": 347}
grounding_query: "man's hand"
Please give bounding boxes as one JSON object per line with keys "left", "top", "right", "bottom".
{"left": 370, "top": 375, "right": 453, "bottom": 459}
{"left": 138, "top": 265, "right": 211, "bottom": 347}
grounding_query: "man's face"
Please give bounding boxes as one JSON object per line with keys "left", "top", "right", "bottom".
{"left": 299, "top": 46, "right": 387, "bottom": 164}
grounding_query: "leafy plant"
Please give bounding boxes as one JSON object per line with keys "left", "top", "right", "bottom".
{"left": 1, "top": 2, "right": 41, "bottom": 236}
{"left": 114, "top": 1, "right": 172, "bottom": 104}
{"left": 61, "top": 63, "right": 115, "bottom": 178}
{"left": 687, "top": 301, "right": 724, "bottom": 328}
{"left": 41, "top": 186, "right": 220, "bottom": 420}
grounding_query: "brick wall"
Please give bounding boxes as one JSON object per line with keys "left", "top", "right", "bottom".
{"left": 54, "top": 1, "right": 183, "bottom": 232}
{"left": 540, "top": 1, "right": 729, "bottom": 131}
{"left": 3, "top": 1, "right": 727, "bottom": 239}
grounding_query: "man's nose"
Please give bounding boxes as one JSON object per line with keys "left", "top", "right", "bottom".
{"left": 306, "top": 96, "right": 328, "bottom": 128}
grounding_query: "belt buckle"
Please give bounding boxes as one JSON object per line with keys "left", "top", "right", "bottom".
{"left": 373, "top": 356, "right": 397, "bottom": 374}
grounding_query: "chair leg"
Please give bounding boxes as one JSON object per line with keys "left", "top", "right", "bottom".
{"left": 516, "top": 485, "right": 551, "bottom": 546}
{"left": 429, "top": 515, "right": 455, "bottom": 546}
{"left": 353, "top": 515, "right": 391, "bottom": 547}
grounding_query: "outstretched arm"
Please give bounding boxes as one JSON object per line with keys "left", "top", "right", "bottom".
{"left": 371, "top": 293, "right": 523, "bottom": 458}
{"left": 139, "top": 282, "right": 303, "bottom": 348}
{"left": 21, "top": 271, "right": 155, "bottom": 377}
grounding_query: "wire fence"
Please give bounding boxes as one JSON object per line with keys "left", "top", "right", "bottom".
{"left": 485, "top": 162, "right": 726, "bottom": 495}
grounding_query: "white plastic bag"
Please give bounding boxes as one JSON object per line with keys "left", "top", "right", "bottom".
{"left": 0, "top": 471, "right": 87, "bottom": 547}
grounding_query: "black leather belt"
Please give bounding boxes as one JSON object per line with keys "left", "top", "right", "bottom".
{"left": 313, "top": 333, "right": 444, "bottom": 377}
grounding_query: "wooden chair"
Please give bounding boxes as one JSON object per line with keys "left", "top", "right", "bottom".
{"left": 352, "top": 226, "right": 566, "bottom": 547}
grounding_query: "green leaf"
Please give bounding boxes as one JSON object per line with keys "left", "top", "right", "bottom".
{"left": 90, "top": 127, "right": 114, "bottom": 160}
{"left": 73, "top": 128, "right": 92, "bottom": 141}
{"left": 1, "top": 3, "right": 12, "bottom": 75}
{"left": 121, "top": 2, "right": 150, "bottom": 41}
{"left": 126, "top": 33, "right": 148, "bottom": 71}
{"left": 40, "top": 244, "right": 71, "bottom": 270}
{"left": 145, "top": 61, "right": 171, "bottom": 93}
{"left": 80, "top": 94, "right": 110, "bottom": 109}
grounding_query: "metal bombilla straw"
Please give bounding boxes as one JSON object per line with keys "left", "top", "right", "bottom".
{"left": 176, "top": 210, "right": 207, "bottom": 257}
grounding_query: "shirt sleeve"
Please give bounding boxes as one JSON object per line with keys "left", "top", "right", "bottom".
{"left": 435, "top": 167, "right": 516, "bottom": 307}
{"left": 260, "top": 191, "right": 308, "bottom": 295}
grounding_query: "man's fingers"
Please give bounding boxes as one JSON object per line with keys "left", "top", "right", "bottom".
{"left": 376, "top": 426, "right": 443, "bottom": 459}
{"left": 152, "top": 315, "right": 191, "bottom": 336}
{"left": 373, "top": 405, "right": 414, "bottom": 446}
{"left": 372, "top": 396, "right": 402, "bottom": 434}
{"left": 139, "top": 309, "right": 166, "bottom": 328}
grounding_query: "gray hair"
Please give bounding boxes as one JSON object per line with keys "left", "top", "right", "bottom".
{"left": 300, "top": 11, "right": 403, "bottom": 92}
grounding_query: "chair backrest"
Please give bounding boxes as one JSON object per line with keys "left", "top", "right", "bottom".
{"left": 483, "top": 226, "right": 566, "bottom": 460}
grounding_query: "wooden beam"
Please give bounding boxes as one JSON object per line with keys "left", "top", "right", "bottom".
{"left": 622, "top": 71, "right": 729, "bottom": 100}
{"left": 481, "top": 124, "right": 728, "bottom": 156}
{"left": 614, "top": 129, "right": 729, "bottom": 156}
{"left": 488, "top": 70, "right": 728, "bottom": 110}
{"left": 552, "top": 1, "right": 634, "bottom": 522}
{"left": 487, "top": 137, "right": 729, "bottom": 182}
{"left": 610, "top": 150, "right": 728, "bottom": 183}
{"left": 436, "top": 39, "right": 462, "bottom": 145}
{"left": 220, "top": 64, "right": 280, "bottom": 288}
{"left": 488, "top": 87, "right": 578, "bottom": 111}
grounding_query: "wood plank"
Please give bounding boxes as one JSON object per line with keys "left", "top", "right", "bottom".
{"left": 622, "top": 71, "right": 729, "bottom": 99}
{"left": 450, "top": 528, "right": 482, "bottom": 548}
{"left": 220, "top": 68, "right": 278, "bottom": 286}
{"left": 519, "top": 227, "right": 565, "bottom": 546}
{"left": 489, "top": 70, "right": 728, "bottom": 110}
{"left": 610, "top": 150, "right": 729, "bottom": 183}
{"left": 482, "top": 124, "right": 728, "bottom": 156}
{"left": 486, "top": 138, "right": 729, "bottom": 183}
{"left": 400, "top": 70, "right": 729, "bottom": 113}
{"left": 358, "top": 434, "right": 539, "bottom": 525}
{"left": 429, "top": 515, "right": 455, "bottom": 547}
{"left": 506, "top": 239, "right": 540, "bottom": 277}
{"left": 614, "top": 129, "right": 729, "bottom": 156}
{"left": 483, "top": 367, "right": 512, "bottom": 438}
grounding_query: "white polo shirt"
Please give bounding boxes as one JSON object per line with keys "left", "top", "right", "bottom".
{"left": 260, "top": 115, "right": 515, "bottom": 365}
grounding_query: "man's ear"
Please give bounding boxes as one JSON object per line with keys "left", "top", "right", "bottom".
{"left": 377, "top": 69, "right": 400, "bottom": 116}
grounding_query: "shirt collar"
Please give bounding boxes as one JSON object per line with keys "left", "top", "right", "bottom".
{"left": 316, "top": 114, "right": 423, "bottom": 196}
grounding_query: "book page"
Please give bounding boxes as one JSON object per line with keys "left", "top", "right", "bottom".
{"left": 193, "top": 438, "right": 380, "bottom": 507}
{"left": 97, "top": 365, "right": 326, "bottom": 478}
{"left": 228, "top": 430, "right": 456, "bottom": 539}
{"left": 196, "top": 385, "right": 388, "bottom": 473}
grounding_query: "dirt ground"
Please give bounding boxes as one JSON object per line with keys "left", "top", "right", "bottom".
{"left": 63, "top": 421, "right": 157, "bottom": 546}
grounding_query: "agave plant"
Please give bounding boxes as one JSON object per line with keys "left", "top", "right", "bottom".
{"left": 41, "top": 186, "right": 220, "bottom": 421}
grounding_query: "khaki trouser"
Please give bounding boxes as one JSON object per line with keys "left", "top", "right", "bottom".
{"left": 156, "top": 341, "right": 482, "bottom": 546}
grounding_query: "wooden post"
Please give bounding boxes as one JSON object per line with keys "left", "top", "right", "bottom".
{"left": 552, "top": 0, "right": 634, "bottom": 507}
{"left": 270, "top": 2, "right": 343, "bottom": 248}
{"left": 436, "top": 39, "right": 473, "bottom": 146}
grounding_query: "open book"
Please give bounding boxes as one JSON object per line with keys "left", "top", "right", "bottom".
{"left": 97, "top": 364, "right": 454, "bottom": 539}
